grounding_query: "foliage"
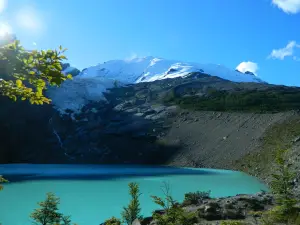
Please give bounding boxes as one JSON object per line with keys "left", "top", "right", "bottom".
{"left": 60, "top": 215, "right": 72, "bottom": 225}
{"left": 121, "top": 182, "right": 142, "bottom": 225}
{"left": 259, "top": 149, "right": 300, "bottom": 224}
{"left": 0, "top": 176, "right": 8, "bottom": 191}
{"left": 30, "top": 192, "right": 74, "bottom": 225}
{"left": 270, "top": 149, "right": 297, "bottom": 210}
{"left": 151, "top": 182, "right": 177, "bottom": 211}
{"left": 234, "top": 117, "right": 300, "bottom": 181}
{"left": 0, "top": 40, "right": 72, "bottom": 104}
{"left": 182, "top": 190, "right": 211, "bottom": 206}
{"left": 151, "top": 182, "right": 197, "bottom": 225}
{"left": 167, "top": 87, "right": 300, "bottom": 112}
{"left": 104, "top": 217, "right": 121, "bottom": 225}
{"left": 220, "top": 221, "right": 246, "bottom": 225}
{"left": 0, "top": 176, "right": 7, "bottom": 225}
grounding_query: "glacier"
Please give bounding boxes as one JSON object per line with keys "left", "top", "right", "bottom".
{"left": 47, "top": 56, "right": 265, "bottom": 114}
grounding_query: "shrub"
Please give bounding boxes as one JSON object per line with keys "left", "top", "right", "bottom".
{"left": 182, "top": 190, "right": 211, "bottom": 206}
{"left": 151, "top": 182, "right": 198, "bottom": 225}
{"left": 104, "top": 217, "right": 121, "bottom": 225}
{"left": 259, "top": 149, "right": 300, "bottom": 224}
{"left": 220, "top": 221, "right": 246, "bottom": 225}
{"left": 30, "top": 192, "right": 74, "bottom": 225}
{"left": 121, "top": 182, "right": 142, "bottom": 225}
{"left": 0, "top": 176, "right": 8, "bottom": 191}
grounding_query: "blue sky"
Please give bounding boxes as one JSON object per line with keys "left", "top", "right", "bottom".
{"left": 0, "top": 0, "right": 300, "bottom": 86}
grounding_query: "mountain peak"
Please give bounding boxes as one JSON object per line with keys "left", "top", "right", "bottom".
{"left": 78, "top": 57, "right": 264, "bottom": 84}
{"left": 52, "top": 57, "right": 266, "bottom": 113}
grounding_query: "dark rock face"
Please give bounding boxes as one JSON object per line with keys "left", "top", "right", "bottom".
{"left": 245, "top": 71, "right": 255, "bottom": 76}
{"left": 0, "top": 90, "right": 182, "bottom": 164}
{"left": 47, "top": 99, "right": 182, "bottom": 164}
{"left": 0, "top": 97, "right": 67, "bottom": 163}
{"left": 61, "top": 63, "right": 81, "bottom": 77}
{"left": 61, "top": 63, "right": 71, "bottom": 71}
{"left": 188, "top": 192, "right": 274, "bottom": 221}
{"left": 0, "top": 71, "right": 296, "bottom": 165}
{"left": 141, "top": 192, "right": 274, "bottom": 224}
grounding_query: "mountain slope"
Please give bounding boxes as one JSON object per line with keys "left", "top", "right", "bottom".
{"left": 48, "top": 57, "right": 265, "bottom": 113}
{"left": 78, "top": 56, "right": 264, "bottom": 84}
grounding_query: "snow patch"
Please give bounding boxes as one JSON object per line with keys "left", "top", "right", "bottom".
{"left": 48, "top": 56, "right": 265, "bottom": 114}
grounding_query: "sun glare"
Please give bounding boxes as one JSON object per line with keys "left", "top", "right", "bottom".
{"left": 0, "top": 0, "right": 6, "bottom": 14}
{"left": 0, "top": 23, "right": 12, "bottom": 37}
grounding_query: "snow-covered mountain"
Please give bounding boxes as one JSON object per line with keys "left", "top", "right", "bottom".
{"left": 48, "top": 56, "right": 265, "bottom": 114}
{"left": 78, "top": 56, "right": 263, "bottom": 84}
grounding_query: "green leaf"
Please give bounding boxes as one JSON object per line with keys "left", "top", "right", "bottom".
{"left": 16, "top": 79, "right": 22, "bottom": 88}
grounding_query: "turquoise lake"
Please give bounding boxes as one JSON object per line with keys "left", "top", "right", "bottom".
{"left": 0, "top": 164, "right": 268, "bottom": 225}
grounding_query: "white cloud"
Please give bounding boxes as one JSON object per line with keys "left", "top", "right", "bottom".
{"left": 236, "top": 61, "right": 259, "bottom": 75}
{"left": 32, "top": 42, "right": 37, "bottom": 46}
{"left": 125, "top": 52, "right": 138, "bottom": 61}
{"left": 268, "top": 41, "right": 300, "bottom": 60}
{"left": 14, "top": 6, "right": 44, "bottom": 34}
{"left": 124, "top": 52, "right": 149, "bottom": 62}
{"left": 272, "top": 0, "right": 300, "bottom": 14}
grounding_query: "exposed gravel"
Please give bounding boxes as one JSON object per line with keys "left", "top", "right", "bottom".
{"left": 161, "top": 110, "right": 295, "bottom": 169}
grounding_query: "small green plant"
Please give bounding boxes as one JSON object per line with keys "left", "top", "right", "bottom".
{"left": 258, "top": 149, "right": 300, "bottom": 225}
{"left": 220, "top": 221, "right": 246, "bottom": 225}
{"left": 182, "top": 190, "right": 211, "bottom": 206}
{"left": 30, "top": 192, "right": 73, "bottom": 225}
{"left": 60, "top": 215, "right": 73, "bottom": 225}
{"left": 0, "top": 176, "right": 7, "bottom": 225}
{"left": 0, "top": 176, "right": 8, "bottom": 191}
{"left": 104, "top": 216, "right": 121, "bottom": 225}
{"left": 151, "top": 182, "right": 197, "bottom": 225}
{"left": 121, "top": 182, "right": 142, "bottom": 225}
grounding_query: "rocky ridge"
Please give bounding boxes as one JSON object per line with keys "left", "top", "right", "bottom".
{"left": 1, "top": 72, "right": 300, "bottom": 194}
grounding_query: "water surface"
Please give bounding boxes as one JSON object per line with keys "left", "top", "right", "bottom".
{"left": 0, "top": 164, "right": 268, "bottom": 225}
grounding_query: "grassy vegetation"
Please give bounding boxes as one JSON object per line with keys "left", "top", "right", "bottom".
{"left": 165, "top": 88, "right": 300, "bottom": 112}
{"left": 233, "top": 116, "right": 300, "bottom": 179}
{"left": 151, "top": 182, "right": 198, "bottom": 225}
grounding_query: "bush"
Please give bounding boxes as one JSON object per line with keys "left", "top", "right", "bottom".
{"left": 104, "top": 217, "right": 121, "bottom": 225}
{"left": 0, "top": 176, "right": 8, "bottom": 191}
{"left": 30, "top": 192, "right": 74, "bottom": 225}
{"left": 152, "top": 205, "right": 197, "bottom": 225}
{"left": 259, "top": 149, "right": 300, "bottom": 225}
{"left": 121, "top": 182, "right": 142, "bottom": 225}
{"left": 182, "top": 190, "right": 211, "bottom": 206}
{"left": 151, "top": 182, "right": 198, "bottom": 225}
{"left": 220, "top": 221, "right": 246, "bottom": 225}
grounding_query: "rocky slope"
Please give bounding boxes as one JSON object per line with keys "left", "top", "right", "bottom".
{"left": 1, "top": 71, "right": 300, "bottom": 193}
{"left": 2, "top": 70, "right": 300, "bottom": 225}
{"left": 140, "top": 191, "right": 275, "bottom": 225}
